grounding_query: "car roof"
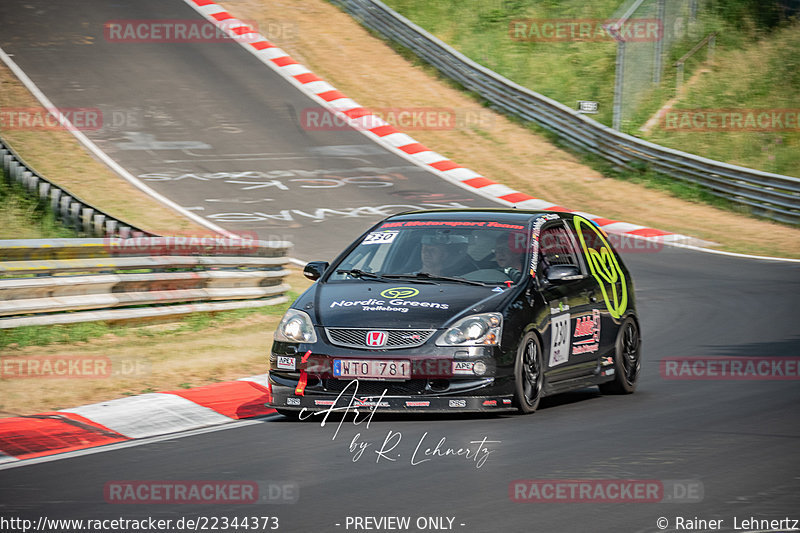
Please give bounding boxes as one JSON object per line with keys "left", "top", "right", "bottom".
{"left": 386, "top": 208, "right": 571, "bottom": 224}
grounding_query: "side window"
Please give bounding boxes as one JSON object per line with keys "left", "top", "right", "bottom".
{"left": 538, "top": 224, "right": 580, "bottom": 273}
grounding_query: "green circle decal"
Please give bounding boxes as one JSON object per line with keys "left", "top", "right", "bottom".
{"left": 380, "top": 287, "right": 420, "bottom": 299}
{"left": 573, "top": 216, "right": 628, "bottom": 319}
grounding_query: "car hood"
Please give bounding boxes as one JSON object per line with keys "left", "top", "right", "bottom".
{"left": 310, "top": 281, "right": 514, "bottom": 329}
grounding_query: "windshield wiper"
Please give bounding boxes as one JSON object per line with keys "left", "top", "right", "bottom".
{"left": 383, "top": 272, "right": 486, "bottom": 286}
{"left": 374, "top": 272, "right": 438, "bottom": 285}
{"left": 335, "top": 268, "right": 393, "bottom": 281}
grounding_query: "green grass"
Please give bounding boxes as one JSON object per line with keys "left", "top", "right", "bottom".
{"left": 643, "top": 23, "right": 800, "bottom": 177}
{"left": 0, "top": 291, "right": 300, "bottom": 350}
{"left": 384, "top": 0, "right": 622, "bottom": 124}
{"left": 0, "top": 170, "right": 78, "bottom": 239}
{"left": 0, "top": 322, "right": 115, "bottom": 349}
{"left": 380, "top": 0, "right": 800, "bottom": 177}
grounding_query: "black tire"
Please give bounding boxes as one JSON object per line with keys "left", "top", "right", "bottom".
{"left": 599, "top": 317, "right": 641, "bottom": 394}
{"left": 514, "top": 332, "right": 545, "bottom": 413}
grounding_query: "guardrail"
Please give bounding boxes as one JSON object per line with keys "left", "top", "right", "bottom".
{"left": 330, "top": 0, "right": 800, "bottom": 225}
{"left": 1, "top": 135, "right": 149, "bottom": 237}
{"left": 0, "top": 238, "right": 292, "bottom": 328}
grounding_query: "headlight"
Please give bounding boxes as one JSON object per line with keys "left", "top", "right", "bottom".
{"left": 275, "top": 309, "right": 317, "bottom": 343}
{"left": 436, "top": 313, "right": 502, "bottom": 346}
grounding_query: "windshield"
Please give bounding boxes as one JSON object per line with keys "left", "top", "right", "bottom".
{"left": 330, "top": 220, "right": 530, "bottom": 285}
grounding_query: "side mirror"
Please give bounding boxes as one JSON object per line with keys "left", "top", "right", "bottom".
{"left": 545, "top": 265, "right": 582, "bottom": 284}
{"left": 303, "top": 261, "right": 329, "bottom": 281}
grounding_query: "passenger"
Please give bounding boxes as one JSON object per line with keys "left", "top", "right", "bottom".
{"left": 419, "top": 233, "right": 474, "bottom": 276}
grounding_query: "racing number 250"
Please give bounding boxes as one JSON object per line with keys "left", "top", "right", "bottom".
{"left": 549, "top": 314, "right": 570, "bottom": 366}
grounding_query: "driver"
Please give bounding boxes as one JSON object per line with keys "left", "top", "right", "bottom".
{"left": 495, "top": 234, "right": 525, "bottom": 281}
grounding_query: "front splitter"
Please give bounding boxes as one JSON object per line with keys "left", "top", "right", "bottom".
{"left": 269, "top": 386, "right": 516, "bottom": 414}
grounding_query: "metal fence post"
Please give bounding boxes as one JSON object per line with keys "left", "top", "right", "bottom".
{"left": 612, "top": 40, "right": 626, "bottom": 131}
{"left": 708, "top": 33, "right": 715, "bottom": 64}
{"left": 653, "top": 0, "right": 666, "bottom": 84}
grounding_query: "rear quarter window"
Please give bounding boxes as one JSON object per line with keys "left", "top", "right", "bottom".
{"left": 568, "top": 216, "right": 630, "bottom": 319}
{"left": 538, "top": 224, "right": 581, "bottom": 273}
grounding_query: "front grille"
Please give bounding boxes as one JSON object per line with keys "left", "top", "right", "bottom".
{"left": 322, "top": 379, "right": 428, "bottom": 396}
{"left": 325, "top": 328, "right": 435, "bottom": 349}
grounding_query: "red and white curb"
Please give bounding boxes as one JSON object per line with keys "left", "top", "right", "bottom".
{"left": 0, "top": 376, "right": 273, "bottom": 463}
{"left": 184, "top": 0, "right": 711, "bottom": 248}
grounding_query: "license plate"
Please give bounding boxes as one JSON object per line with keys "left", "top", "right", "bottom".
{"left": 333, "top": 359, "right": 410, "bottom": 380}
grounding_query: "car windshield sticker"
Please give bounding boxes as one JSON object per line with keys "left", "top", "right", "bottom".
{"left": 549, "top": 312, "right": 571, "bottom": 367}
{"left": 362, "top": 231, "right": 399, "bottom": 245}
{"left": 379, "top": 221, "right": 525, "bottom": 229}
{"left": 529, "top": 213, "right": 560, "bottom": 277}
{"left": 573, "top": 216, "right": 628, "bottom": 319}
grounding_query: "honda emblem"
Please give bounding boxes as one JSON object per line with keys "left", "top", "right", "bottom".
{"left": 366, "top": 331, "right": 388, "bottom": 347}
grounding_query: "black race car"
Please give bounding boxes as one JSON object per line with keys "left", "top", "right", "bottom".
{"left": 268, "top": 209, "right": 641, "bottom": 416}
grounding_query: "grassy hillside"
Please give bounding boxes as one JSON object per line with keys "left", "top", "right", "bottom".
{"left": 644, "top": 23, "right": 799, "bottom": 176}
{"left": 383, "top": 0, "right": 623, "bottom": 125}
{"left": 382, "top": 0, "right": 799, "bottom": 177}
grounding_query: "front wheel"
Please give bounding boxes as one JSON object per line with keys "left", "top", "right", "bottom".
{"left": 514, "top": 332, "right": 545, "bottom": 413}
{"left": 599, "top": 317, "right": 641, "bottom": 394}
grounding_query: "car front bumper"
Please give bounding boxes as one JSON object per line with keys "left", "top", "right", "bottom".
{"left": 267, "top": 372, "right": 516, "bottom": 414}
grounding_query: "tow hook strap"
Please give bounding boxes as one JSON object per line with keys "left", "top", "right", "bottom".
{"left": 295, "top": 351, "right": 313, "bottom": 396}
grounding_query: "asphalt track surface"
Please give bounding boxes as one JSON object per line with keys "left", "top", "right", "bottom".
{"left": 1, "top": 1, "right": 799, "bottom": 532}
{"left": 0, "top": 0, "right": 497, "bottom": 260}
